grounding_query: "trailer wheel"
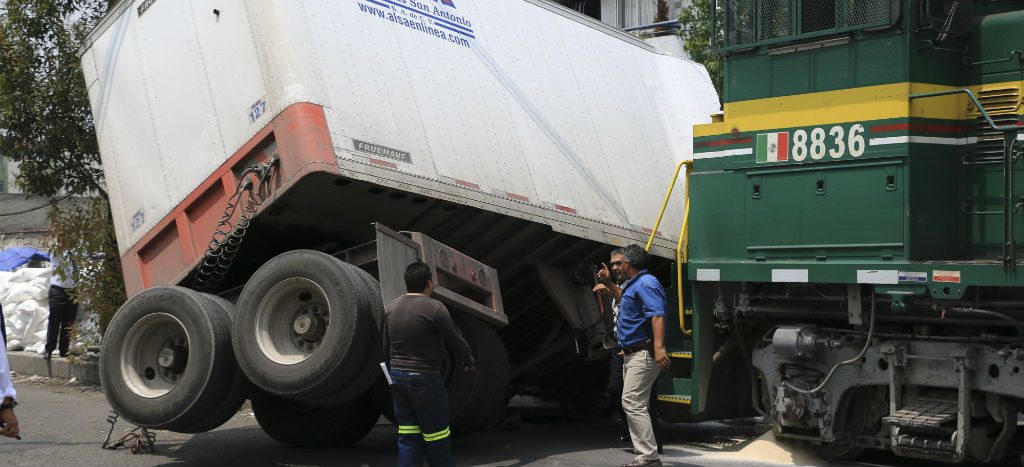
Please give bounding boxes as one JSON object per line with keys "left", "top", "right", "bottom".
{"left": 100, "top": 287, "right": 242, "bottom": 431}
{"left": 303, "top": 264, "right": 385, "bottom": 405}
{"left": 174, "top": 294, "right": 254, "bottom": 433}
{"left": 251, "top": 391, "right": 380, "bottom": 447}
{"left": 446, "top": 314, "right": 509, "bottom": 433}
{"left": 369, "top": 375, "right": 396, "bottom": 423}
{"left": 233, "top": 250, "right": 376, "bottom": 403}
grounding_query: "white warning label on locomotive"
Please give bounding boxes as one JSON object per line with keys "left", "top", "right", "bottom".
{"left": 857, "top": 270, "right": 898, "bottom": 284}
{"left": 932, "top": 270, "right": 961, "bottom": 283}
{"left": 898, "top": 271, "right": 927, "bottom": 283}
{"left": 695, "top": 269, "right": 720, "bottom": 281}
{"left": 772, "top": 269, "right": 808, "bottom": 283}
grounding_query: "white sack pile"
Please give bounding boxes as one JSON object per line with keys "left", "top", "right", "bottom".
{"left": 1, "top": 268, "right": 51, "bottom": 352}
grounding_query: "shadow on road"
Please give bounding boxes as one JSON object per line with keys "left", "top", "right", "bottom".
{"left": 144, "top": 415, "right": 750, "bottom": 466}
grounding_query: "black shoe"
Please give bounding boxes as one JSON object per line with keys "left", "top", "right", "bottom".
{"left": 619, "top": 435, "right": 631, "bottom": 444}
{"left": 59, "top": 352, "right": 69, "bottom": 358}
{"left": 621, "top": 460, "right": 662, "bottom": 467}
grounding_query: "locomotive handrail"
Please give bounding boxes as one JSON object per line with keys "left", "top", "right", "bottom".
{"left": 964, "top": 50, "right": 1022, "bottom": 67}
{"left": 909, "top": 88, "right": 1021, "bottom": 133}
{"left": 645, "top": 159, "right": 693, "bottom": 336}
{"left": 911, "top": 88, "right": 1022, "bottom": 268}
{"left": 645, "top": 160, "right": 687, "bottom": 252}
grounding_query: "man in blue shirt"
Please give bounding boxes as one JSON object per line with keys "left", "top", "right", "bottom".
{"left": 612, "top": 244, "right": 669, "bottom": 467}
{"left": 594, "top": 249, "right": 663, "bottom": 454}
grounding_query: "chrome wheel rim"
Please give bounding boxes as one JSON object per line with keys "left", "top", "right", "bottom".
{"left": 120, "top": 313, "right": 189, "bottom": 399}
{"left": 255, "top": 278, "right": 332, "bottom": 365}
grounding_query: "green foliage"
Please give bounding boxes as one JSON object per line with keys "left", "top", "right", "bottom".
{"left": 50, "top": 198, "right": 125, "bottom": 333}
{"left": 0, "top": 1, "right": 125, "bottom": 331}
{"left": 678, "top": 0, "right": 724, "bottom": 98}
{"left": 0, "top": 0, "right": 108, "bottom": 197}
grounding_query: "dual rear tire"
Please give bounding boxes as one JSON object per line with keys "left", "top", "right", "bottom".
{"left": 231, "top": 250, "right": 383, "bottom": 405}
{"left": 100, "top": 287, "right": 251, "bottom": 432}
{"left": 100, "top": 250, "right": 507, "bottom": 445}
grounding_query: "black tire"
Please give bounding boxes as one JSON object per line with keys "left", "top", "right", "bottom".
{"left": 100, "top": 287, "right": 240, "bottom": 431}
{"left": 175, "top": 294, "right": 254, "bottom": 433}
{"left": 233, "top": 250, "right": 376, "bottom": 404}
{"left": 300, "top": 263, "right": 385, "bottom": 405}
{"left": 370, "top": 374, "right": 396, "bottom": 423}
{"left": 251, "top": 391, "right": 380, "bottom": 447}
{"left": 330, "top": 391, "right": 383, "bottom": 446}
{"left": 446, "top": 314, "right": 509, "bottom": 433}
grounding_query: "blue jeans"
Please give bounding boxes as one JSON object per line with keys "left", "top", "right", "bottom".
{"left": 390, "top": 368, "right": 454, "bottom": 467}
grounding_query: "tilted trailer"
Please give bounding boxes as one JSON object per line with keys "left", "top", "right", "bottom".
{"left": 81, "top": 0, "right": 722, "bottom": 445}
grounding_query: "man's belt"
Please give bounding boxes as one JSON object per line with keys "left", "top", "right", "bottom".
{"left": 620, "top": 341, "right": 652, "bottom": 355}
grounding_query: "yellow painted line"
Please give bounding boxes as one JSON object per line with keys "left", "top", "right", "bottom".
{"left": 669, "top": 352, "right": 693, "bottom": 359}
{"left": 694, "top": 80, "right": 1022, "bottom": 138}
{"left": 657, "top": 395, "right": 692, "bottom": 405}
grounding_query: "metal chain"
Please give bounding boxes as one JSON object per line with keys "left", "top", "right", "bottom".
{"left": 101, "top": 411, "right": 156, "bottom": 454}
{"left": 194, "top": 155, "right": 280, "bottom": 292}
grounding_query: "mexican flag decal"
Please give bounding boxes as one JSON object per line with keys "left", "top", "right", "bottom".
{"left": 756, "top": 132, "right": 789, "bottom": 163}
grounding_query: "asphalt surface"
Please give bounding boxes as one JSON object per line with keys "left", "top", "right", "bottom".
{"left": 0, "top": 375, "right": 943, "bottom": 467}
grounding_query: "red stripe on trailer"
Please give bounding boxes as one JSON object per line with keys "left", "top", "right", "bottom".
{"left": 456, "top": 179, "right": 480, "bottom": 190}
{"left": 694, "top": 137, "right": 753, "bottom": 148}
{"left": 555, "top": 204, "right": 577, "bottom": 215}
{"left": 120, "top": 103, "right": 339, "bottom": 297}
{"left": 641, "top": 227, "right": 664, "bottom": 238}
{"left": 506, "top": 192, "right": 530, "bottom": 203}
{"left": 869, "top": 123, "right": 962, "bottom": 133}
{"left": 369, "top": 158, "right": 398, "bottom": 169}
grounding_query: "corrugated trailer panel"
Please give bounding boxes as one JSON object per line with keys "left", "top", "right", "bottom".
{"left": 82, "top": 0, "right": 719, "bottom": 263}
{"left": 310, "top": 0, "right": 719, "bottom": 237}
{"left": 83, "top": 0, "right": 270, "bottom": 253}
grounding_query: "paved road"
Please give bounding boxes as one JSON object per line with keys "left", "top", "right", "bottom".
{"left": 0, "top": 375, "right": 927, "bottom": 467}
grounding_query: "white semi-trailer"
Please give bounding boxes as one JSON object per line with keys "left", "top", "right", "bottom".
{"left": 82, "top": 0, "right": 720, "bottom": 445}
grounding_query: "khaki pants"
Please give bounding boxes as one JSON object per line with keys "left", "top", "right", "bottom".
{"left": 622, "top": 349, "right": 661, "bottom": 461}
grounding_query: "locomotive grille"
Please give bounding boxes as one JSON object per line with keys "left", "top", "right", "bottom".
{"left": 758, "top": 0, "right": 793, "bottom": 40}
{"left": 973, "top": 87, "right": 1021, "bottom": 159}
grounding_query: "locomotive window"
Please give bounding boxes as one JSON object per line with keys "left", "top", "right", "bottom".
{"left": 722, "top": 0, "right": 898, "bottom": 49}
{"left": 916, "top": 0, "right": 966, "bottom": 36}
{"left": 758, "top": 0, "right": 793, "bottom": 40}
{"left": 726, "top": 0, "right": 756, "bottom": 46}
{"left": 801, "top": 0, "right": 836, "bottom": 33}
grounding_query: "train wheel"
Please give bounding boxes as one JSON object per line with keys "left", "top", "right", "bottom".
{"left": 251, "top": 391, "right": 380, "bottom": 447}
{"left": 233, "top": 250, "right": 378, "bottom": 404}
{"left": 100, "top": 287, "right": 245, "bottom": 432}
{"left": 815, "top": 386, "right": 885, "bottom": 461}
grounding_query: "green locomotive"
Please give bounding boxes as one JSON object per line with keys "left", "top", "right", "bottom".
{"left": 654, "top": 0, "right": 1024, "bottom": 463}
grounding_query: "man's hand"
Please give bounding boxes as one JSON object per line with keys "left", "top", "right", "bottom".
{"left": 597, "top": 263, "right": 612, "bottom": 284}
{"left": 654, "top": 346, "right": 671, "bottom": 370}
{"left": 0, "top": 408, "right": 19, "bottom": 439}
{"left": 593, "top": 283, "right": 611, "bottom": 296}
